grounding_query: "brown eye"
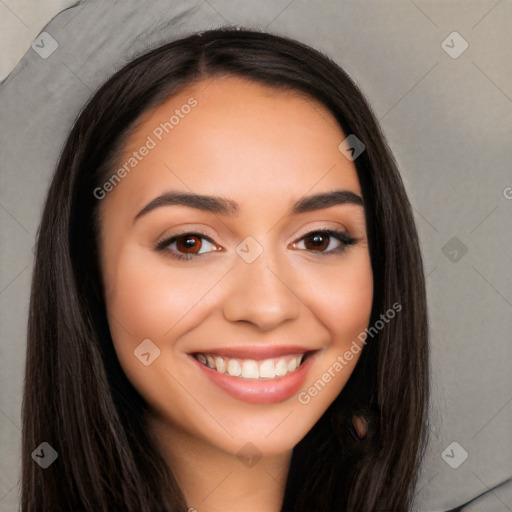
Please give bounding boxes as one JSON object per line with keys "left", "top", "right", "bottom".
{"left": 175, "top": 234, "right": 203, "bottom": 254}
{"left": 155, "top": 232, "right": 217, "bottom": 260}
{"left": 295, "top": 229, "right": 356, "bottom": 255}
{"left": 303, "top": 232, "right": 330, "bottom": 251}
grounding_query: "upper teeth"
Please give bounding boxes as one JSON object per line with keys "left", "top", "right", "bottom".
{"left": 195, "top": 353, "right": 305, "bottom": 379}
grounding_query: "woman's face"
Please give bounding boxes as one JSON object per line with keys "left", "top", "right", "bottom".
{"left": 99, "top": 76, "right": 373, "bottom": 458}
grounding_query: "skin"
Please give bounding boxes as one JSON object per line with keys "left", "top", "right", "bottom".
{"left": 98, "top": 76, "right": 373, "bottom": 512}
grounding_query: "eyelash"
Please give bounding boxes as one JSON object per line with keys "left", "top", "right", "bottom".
{"left": 155, "top": 229, "right": 357, "bottom": 261}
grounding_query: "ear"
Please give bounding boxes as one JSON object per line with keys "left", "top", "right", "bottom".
{"left": 351, "top": 414, "right": 369, "bottom": 441}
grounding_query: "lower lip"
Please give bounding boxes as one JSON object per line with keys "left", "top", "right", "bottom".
{"left": 190, "top": 353, "right": 315, "bottom": 404}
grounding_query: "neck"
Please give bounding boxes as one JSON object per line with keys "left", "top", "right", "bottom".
{"left": 147, "top": 415, "right": 292, "bottom": 512}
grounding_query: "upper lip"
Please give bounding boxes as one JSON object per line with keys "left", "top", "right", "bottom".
{"left": 189, "top": 345, "right": 319, "bottom": 360}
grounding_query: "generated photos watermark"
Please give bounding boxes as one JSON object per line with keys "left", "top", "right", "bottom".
{"left": 298, "top": 302, "right": 402, "bottom": 405}
{"left": 93, "top": 97, "right": 197, "bottom": 199}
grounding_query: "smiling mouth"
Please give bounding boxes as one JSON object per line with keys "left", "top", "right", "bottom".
{"left": 192, "top": 352, "right": 309, "bottom": 380}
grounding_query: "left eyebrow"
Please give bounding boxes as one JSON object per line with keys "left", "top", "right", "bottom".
{"left": 291, "top": 189, "right": 364, "bottom": 214}
{"left": 133, "top": 189, "right": 364, "bottom": 223}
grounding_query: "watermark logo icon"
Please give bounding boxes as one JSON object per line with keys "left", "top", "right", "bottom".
{"left": 31, "top": 32, "right": 58, "bottom": 59}
{"left": 339, "top": 134, "right": 365, "bottom": 161}
{"left": 441, "top": 32, "right": 468, "bottom": 59}
{"left": 236, "top": 442, "right": 262, "bottom": 468}
{"left": 236, "top": 237, "right": 264, "bottom": 264}
{"left": 134, "top": 338, "right": 161, "bottom": 366}
{"left": 32, "top": 442, "right": 58, "bottom": 468}
{"left": 441, "top": 441, "right": 468, "bottom": 469}
{"left": 442, "top": 236, "right": 468, "bottom": 263}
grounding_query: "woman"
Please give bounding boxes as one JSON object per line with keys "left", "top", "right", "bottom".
{"left": 22, "top": 27, "right": 429, "bottom": 511}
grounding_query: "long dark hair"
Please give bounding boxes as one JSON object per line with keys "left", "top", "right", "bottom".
{"left": 22, "top": 27, "right": 429, "bottom": 511}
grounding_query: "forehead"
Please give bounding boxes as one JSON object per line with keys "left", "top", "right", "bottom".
{"left": 102, "top": 75, "right": 362, "bottom": 218}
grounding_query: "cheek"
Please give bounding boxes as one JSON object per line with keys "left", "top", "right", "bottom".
{"left": 102, "top": 249, "right": 217, "bottom": 412}
{"left": 296, "top": 254, "right": 373, "bottom": 413}
{"left": 103, "top": 249, "right": 215, "bottom": 344}
{"left": 307, "top": 253, "right": 374, "bottom": 343}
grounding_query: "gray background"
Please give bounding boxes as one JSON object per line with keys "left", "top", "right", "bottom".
{"left": 1, "top": 1, "right": 511, "bottom": 510}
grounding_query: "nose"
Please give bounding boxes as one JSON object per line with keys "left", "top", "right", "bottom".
{"left": 222, "top": 249, "right": 302, "bottom": 332}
